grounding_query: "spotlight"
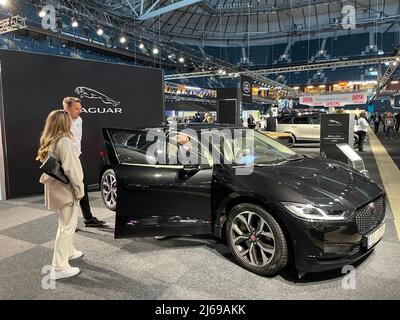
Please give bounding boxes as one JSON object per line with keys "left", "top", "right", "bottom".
{"left": 179, "top": 57, "right": 185, "bottom": 63}
{"left": 152, "top": 48, "right": 159, "bottom": 55}
{"left": 97, "top": 27, "right": 104, "bottom": 36}
{"left": 139, "top": 43, "right": 145, "bottom": 49}
{"left": 71, "top": 18, "right": 78, "bottom": 28}
{"left": 120, "top": 36, "right": 127, "bottom": 44}
{"left": 39, "top": 9, "right": 46, "bottom": 18}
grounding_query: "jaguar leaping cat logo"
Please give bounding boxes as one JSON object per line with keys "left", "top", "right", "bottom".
{"left": 75, "top": 87, "right": 120, "bottom": 107}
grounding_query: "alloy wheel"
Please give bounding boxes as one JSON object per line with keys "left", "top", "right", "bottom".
{"left": 102, "top": 172, "right": 117, "bottom": 208}
{"left": 230, "top": 211, "right": 276, "bottom": 267}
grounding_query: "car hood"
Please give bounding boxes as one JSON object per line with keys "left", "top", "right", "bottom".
{"left": 252, "top": 157, "right": 383, "bottom": 210}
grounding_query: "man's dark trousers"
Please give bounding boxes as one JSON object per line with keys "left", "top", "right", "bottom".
{"left": 79, "top": 159, "right": 94, "bottom": 222}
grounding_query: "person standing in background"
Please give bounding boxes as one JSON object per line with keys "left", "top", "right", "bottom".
{"left": 247, "top": 114, "right": 256, "bottom": 129}
{"left": 266, "top": 111, "right": 278, "bottom": 132}
{"left": 395, "top": 113, "right": 400, "bottom": 132}
{"left": 63, "top": 97, "right": 106, "bottom": 228}
{"left": 382, "top": 112, "right": 387, "bottom": 133}
{"left": 356, "top": 111, "right": 369, "bottom": 152}
{"left": 385, "top": 112, "right": 396, "bottom": 140}
{"left": 373, "top": 112, "right": 381, "bottom": 133}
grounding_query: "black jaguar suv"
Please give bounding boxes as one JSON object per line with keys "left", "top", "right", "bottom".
{"left": 99, "top": 124, "right": 386, "bottom": 276}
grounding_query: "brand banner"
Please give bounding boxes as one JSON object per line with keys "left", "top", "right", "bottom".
{"left": 300, "top": 93, "right": 368, "bottom": 107}
{"left": 240, "top": 76, "right": 253, "bottom": 103}
{"left": 0, "top": 50, "right": 164, "bottom": 198}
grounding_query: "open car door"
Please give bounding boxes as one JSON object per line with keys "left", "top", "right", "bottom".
{"left": 102, "top": 128, "right": 213, "bottom": 238}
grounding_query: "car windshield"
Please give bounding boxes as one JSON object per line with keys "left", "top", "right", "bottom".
{"left": 208, "top": 129, "right": 300, "bottom": 166}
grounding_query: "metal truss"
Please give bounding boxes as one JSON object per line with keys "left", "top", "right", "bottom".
{"left": 165, "top": 94, "right": 217, "bottom": 104}
{"left": 252, "top": 57, "right": 397, "bottom": 75}
{"left": 164, "top": 57, "right": 396, "bottom": 80}
{"left": 165, "top": 56, "right": 400, "bottom": 98}
{"left": 377, "top": 51, "right": 400, "bottom": 93}
{"left": 101, "top": 0, "right": 201, "bottom": 20}
{"left": 0, "top": 16, "right": 27, "bottom": 35}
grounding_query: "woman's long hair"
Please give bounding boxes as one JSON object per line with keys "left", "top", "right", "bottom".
{"left": 36, "top": 110, "right": 73, "bottom": 162}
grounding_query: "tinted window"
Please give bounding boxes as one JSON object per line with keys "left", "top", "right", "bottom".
{"left": 279, "top": 117, "right": 293, "bottom": 124}
{"left": 109, "top": 129, "right": 162, "bottom": 165}
{"left": 293, "top": 117, "right": 308, "bottom": 124}
{"left": 166, "top": 131, "right": 213, "bottom": 166}
{"left": 310, "top": 116, "right": 321, "bottom": 124}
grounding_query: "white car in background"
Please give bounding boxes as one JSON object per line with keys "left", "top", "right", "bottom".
{"left": 277, "top": 115, "right": 321, "bottom": 147}
{"left": 277, "top": 114, "right": 360, "bottom": 148}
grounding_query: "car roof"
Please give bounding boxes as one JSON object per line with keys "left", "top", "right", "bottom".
{"left": 104, "top": 123, "right": 245, "bottom": 132}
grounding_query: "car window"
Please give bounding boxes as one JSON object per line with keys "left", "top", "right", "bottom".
{"left": 279, "top": 117, "right": 292, "bottom": 124}
{"left": 310, "top": 116, "right": 321, "bottom": 124}
{"left": 166, "top": 131, "right": 213, "bottom": 166}
{"left": 207, "top": 129, "right": 298, "bottom": 165}
{"left": 293, "top": 117, "right": 308, "bottom": 124}
{"left": 109, "top": 129, "right": 162, "bottom": 165}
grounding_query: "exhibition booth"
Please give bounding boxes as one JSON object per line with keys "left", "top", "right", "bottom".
{"left": 0, "top": 50, "right": 164, "bottom": 199}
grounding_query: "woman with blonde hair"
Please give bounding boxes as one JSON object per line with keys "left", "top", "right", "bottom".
{"left": 37, "top": 110, "right": 84, "bottom": 280}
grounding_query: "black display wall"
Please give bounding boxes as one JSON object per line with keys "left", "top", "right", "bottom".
{"left": 0, "top": 50, "right": 164, "bottom": 198}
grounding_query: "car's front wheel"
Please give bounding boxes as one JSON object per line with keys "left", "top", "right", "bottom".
{"left": 101, "top": 169, "right": 117, "bottom": 211}
{"left": 226, "top": 203, "right": 288, "bottom": 276}
{"left": 287, "top": 135, "right": 295, "bottom": 148}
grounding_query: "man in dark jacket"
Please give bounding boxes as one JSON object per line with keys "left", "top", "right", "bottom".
{"left": 266, "top": 111, "right": 277, "bottom": 132}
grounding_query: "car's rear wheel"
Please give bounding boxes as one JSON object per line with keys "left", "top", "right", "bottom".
{"left": 101, "top": 169, "right": 117, "bottom": 211}
{"left": 287, "top": 135, "right": 295, "bottom": 148}
{"left": 226, "top": 203, "right": 288, "bottom": 276}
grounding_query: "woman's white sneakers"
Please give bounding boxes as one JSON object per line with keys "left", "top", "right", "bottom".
{"left": 69, "top": 250, "right": 83, "bottom": 260}
{"left": 50, "top": 267, "right": 80, "bottom": 280}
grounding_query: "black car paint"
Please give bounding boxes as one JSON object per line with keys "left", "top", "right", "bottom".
{"left": 100, "top": 125, "right": 385, "bottom": 273}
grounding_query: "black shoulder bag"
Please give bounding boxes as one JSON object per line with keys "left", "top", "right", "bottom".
{"left": 40, "top": 143, "right": 70, "bottom": 184}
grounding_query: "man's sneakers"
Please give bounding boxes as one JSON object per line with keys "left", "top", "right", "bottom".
{"left": 69, "top": 250, "right": 83, "bottom": 260}
{"left": 84, "top": 217, "right": 106, "bottom": 227}
{"left": 50, "top": 267, "right": 80, "bottom": 280}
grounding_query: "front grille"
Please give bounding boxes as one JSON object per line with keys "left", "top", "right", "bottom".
{"left": 355, "top": 196, "right": 385, "bottom": 235}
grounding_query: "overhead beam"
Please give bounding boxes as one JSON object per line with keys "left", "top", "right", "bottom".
{"left": 138, "top": 0, "right": 202, "bottom": 20}
{"left": 253, "top": 57, "right": 397, "bottom": 75}
{"left": 164, "top": 57, "right": 396, "bottom": 80}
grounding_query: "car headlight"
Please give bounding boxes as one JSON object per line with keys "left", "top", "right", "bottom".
{"left": 282, "top": 202, "right": 346, "bottom": 221}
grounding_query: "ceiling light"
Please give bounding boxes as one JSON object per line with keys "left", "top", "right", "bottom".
{"left": 152, "top": 48, "right": 159, "bottom": 55}
{"left": 179, "top": 57, "right": 185, "bottom": 63}
{"left": 139, "top": 43, "right": 144, "bottom": 49}
{"left": 71, "top": 18, "right": 78, "bottom": 28}
{"left": 391, "top": 81, "right": 399, "bottom": 84}
{"left": 120, "top": 36, "right": 127, "bottom": 44}
{"left": 96, "top": 27, "right": 103, "bottom": 36}
{"left": 39, "top": 10, "right": 46, "bottom": 18}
